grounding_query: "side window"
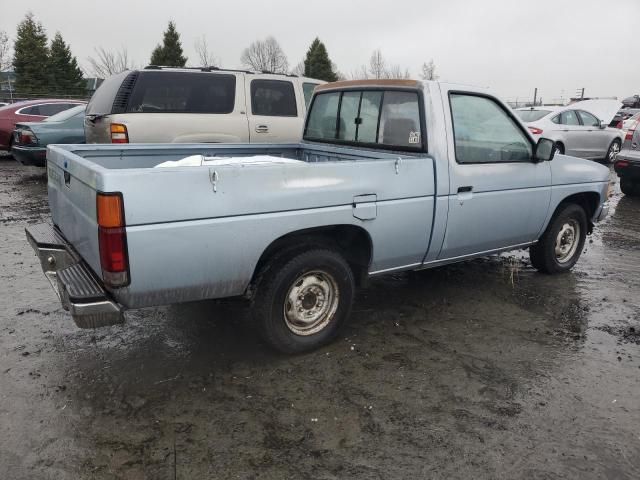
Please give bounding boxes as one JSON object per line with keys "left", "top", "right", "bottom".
{"left": 560, "top": 110, "right": 580, "bottom": 125}
{"left": 551, "top": 115, "right": 561, "bottom": 124}
{"left": 379, "top": 91, "right": 421, "bottom": 147}
{"left": 450, "top": 93, "right": 532, "bottom": 164}
{"left": 251, "top": 80, "right": 297, "bottom": 117}
{"left": 305, "top": 92, "right": 340, "bottom": 139}
{"left": 18, "top": 105, "right": 39, "bottom": 115}
{"left": 302, "top": 83, "right": 319, "bottom": 107}
{"left": 39, "top": 104, "right": 72, "bottom": 116}
{"left": 577, "top": 110, "right": 599, "bottom": 127}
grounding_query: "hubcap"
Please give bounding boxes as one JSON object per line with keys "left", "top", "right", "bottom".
{"left": 554, "top": 220, "right": 580, "bottom": 263}
{"left": 284, "top": 270, "right": 339, "bottom": 336}
{"left": 609, "top": 142, "right": 620, "bottom": 161}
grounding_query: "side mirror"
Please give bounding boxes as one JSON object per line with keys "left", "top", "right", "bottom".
{"left": 599, "top": 120, "right": 607, "bottom": 129}
{"left": 534, "top": 138, "right": 555, "bottom": 162}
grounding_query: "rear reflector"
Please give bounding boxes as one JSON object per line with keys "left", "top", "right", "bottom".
{"left": 110, "top": 123, "right": 129, "bottom": 144}
{"left": 528, "top": 126, "right": 543, "bottom": 135}
{"left": 96, "top": 192, "right": 129, "bottom": 287}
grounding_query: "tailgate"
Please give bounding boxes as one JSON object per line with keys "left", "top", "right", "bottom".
{"left": 46, "top": 146, "right": 102, "bottom": 277}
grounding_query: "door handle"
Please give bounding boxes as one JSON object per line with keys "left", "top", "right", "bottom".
{"left": 457, "top": 186, "right": 473, "bottom": 193}
{"left": 255, "top": 125, "right": 269, "bottom": 133}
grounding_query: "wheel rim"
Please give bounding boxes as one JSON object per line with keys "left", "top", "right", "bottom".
{"left": 283, "top": 270, "right": 339, "bottom": 336}
{"left": 554, "top": 146, "right": 562, "bottom": 156}
{"left": 608, "top": 142, "right": 620, "bottom": 162}
{"left": 554, "top": 220, "right": 580, "bottom": 264}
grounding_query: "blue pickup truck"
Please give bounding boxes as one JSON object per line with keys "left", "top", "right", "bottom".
{"left": 27, "top": 79, "right": 610, "bottom": 353}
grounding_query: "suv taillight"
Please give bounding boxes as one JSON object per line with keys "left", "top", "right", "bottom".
{"left": 625, "top": 120, "right": 638, "bottom": 141}
{"left": 96, "top": 192, "right": 129, "bottom": 287}
{"left": 110, "top": 123, "right": 129, "bottom": 143}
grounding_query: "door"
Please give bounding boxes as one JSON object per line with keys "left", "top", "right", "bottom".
{"left": 245, "top": 76, "right": 304, "bottom": 143}
{"left": 556, "top": 110, "right": 584, "bottom": 156}
{"left": 438, "top": 91, "right": 552, "bottom": 260}
{"left": 576, "top": 110, "right": 607, "bottom": 159}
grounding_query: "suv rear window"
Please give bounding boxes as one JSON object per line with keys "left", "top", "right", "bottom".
{"left": 304, "top": 89, "right": 423, "bottom": 151}
{"left": 126, "top": 72, "right": 236, "bottom": 114}
{"left": 251, "top": 80, "right": 297, "bottom": 117}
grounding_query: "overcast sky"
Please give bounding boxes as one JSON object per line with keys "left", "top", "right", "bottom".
{"left": 1, "top": 0, "right": 637, "bottom": 102}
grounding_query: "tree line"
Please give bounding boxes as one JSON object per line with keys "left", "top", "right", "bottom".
{"left": 0, "top": 13, "right": 438, "bottom": 96}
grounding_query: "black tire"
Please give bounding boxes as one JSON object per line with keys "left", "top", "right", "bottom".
{"left": 605, "top": 139, "right": 621, "bottom": 164}
{"left": 530, "top": 203, "right": 587, "bottom": 274}
{"left": 252, "top": 248, "right": 355, "bottom": 354}
{"left": 620, "top": 177, "right": 638, "bottom": 196}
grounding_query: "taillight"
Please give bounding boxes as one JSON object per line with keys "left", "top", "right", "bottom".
{"left": 96, "top": 192, "right": 129, "bottom": 287}
{"left": 110, "top": 123, "right": 129, "bottom": 143}
{"left": 615, "top": 160, "right": 629, "bottom": 168}
{"left": 625, "top": 120, "right": 638, "bottom": 141}
{"left": 19, "top": 130, "right": 38, "bottom": 145}
{"left": 528, "top": 126, "right": 543, "bottom": 135}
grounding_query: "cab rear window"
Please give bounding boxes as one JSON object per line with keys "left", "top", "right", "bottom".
{"left": 304, "top": 89, "right": 423, "bottom": 151}
{"left": 126, "top": 72, "right": 236, "bottom": 114}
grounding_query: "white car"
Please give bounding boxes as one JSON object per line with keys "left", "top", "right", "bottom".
{"left": 622, "top": 112, "right": 640, "bottom": 131}
{"left": 516, "top": 100, "right": 624, "bottom": 162}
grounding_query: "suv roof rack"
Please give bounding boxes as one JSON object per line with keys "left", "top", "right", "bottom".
{"left": 144, "top": 65, "right": 301, "bottom": 77}
{"left": 144, "top": 65, "right": 255, "bottom": 74}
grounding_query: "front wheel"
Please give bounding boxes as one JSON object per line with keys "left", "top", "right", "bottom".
{"left": 252, "top": 249, "right": 355, "bottom": 354}
{"left": 530, "top": 204, "right": 587, "bottom": 274}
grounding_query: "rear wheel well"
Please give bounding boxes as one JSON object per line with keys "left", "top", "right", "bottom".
{"left": 556, "top": 192, "right": 600, "bottom": 233}
{"left": 554, "top": 141, "right": 565, "bottom": 154}
{"left": 250, "top": 225, "right": 373, "bottom": 290}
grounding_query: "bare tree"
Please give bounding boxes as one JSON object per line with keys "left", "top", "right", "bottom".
{"left": 0, "top": 31, "right": 11, "bottom": 71}
{"left": 240, "top": 36, "right": 288, "bottom": 73}
{"left": 350, "top": 50, "right": 410, "bottom": 80}
{"left": 420, "top": 59, "right": 438, "bottom": 80}
{"left": 386, "top": 64, "right": 411, "bottom": 79}
{"left": 87, "top": 46, "right": 133, "bottom": 78}
{"left": 290, "top": 60, "right": 305, "bottom": 76}
{"left": 194, "top": 35, "right": 218, "bottom": 67}
{"left": 368, "top": 49, "right": 386, "bottom": 79}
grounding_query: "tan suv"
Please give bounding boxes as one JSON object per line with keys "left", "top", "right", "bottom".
{"left": 84, "top": 66, "right": 324, "bottom": 145}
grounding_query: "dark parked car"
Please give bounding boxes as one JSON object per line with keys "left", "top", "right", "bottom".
{"left": 622, "top": 95, "right": 640, "bottom": 108}
{"left": 12, "top": 105, "right": 86, "bottom": 167}
{"left": 614, "top": 116, "right": 640, "bottom": 196}
{"left": 0, "top": 99, "right": 85, "bottom": 151}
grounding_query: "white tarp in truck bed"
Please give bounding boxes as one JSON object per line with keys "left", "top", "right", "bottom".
{"left": 154, "top": 155, "right": 303, "bottom": 168}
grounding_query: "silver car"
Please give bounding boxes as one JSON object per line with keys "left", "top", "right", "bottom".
{"left": 516, "top": 101, "right": 624, "bottom": 162}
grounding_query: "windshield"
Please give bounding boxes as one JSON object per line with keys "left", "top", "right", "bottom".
{"left": 44, "top": 104, "right": 86, "bottom": 122}
{"left": 515, "top": 109, "right": 551, "bottom": 122}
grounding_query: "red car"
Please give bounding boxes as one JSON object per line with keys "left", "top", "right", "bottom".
{"left": 0, "top": 99, "right": 85, "bottom": 151}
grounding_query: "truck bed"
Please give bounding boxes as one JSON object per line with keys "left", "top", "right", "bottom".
{"left": 46, "top": 142, "right": 435, "bottom": 308}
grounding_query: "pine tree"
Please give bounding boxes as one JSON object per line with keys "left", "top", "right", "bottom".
{"left": 49, "top": 32, "right": 84, "bottom": 95}
{"left": 303, "top": 38, "right": 337, "bottom": 82}
{"left": 149, "top": 21, "right": 187, "bottom": 67}
{"left": 13, "top": 13, "right": 49, "bottom": 94}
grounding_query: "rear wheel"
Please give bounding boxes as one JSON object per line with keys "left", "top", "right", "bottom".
{"left": 620, "top": 177, "right": 639, "bottom": 196}
{"left": 530, "top": 203, "right": 587, "bottom": 274}
{"left": 606, "top": 139, "right": 621, "bottom": 164}
{"left": 554, "top": 142, "right": 565, "bottom": 156}
{"left": 252, "top": 248, "right": 355, "bottom": 354}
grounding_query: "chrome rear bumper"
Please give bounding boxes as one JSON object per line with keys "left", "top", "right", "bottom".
{"left": 25, "top": 223, "right": 124, "bottom": 328}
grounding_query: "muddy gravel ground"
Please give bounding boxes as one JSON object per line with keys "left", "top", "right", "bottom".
{"left": 0, "top": 157, "right": 638, "bottom": 479}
